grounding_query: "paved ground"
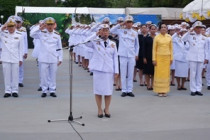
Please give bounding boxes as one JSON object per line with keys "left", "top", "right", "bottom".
{"left": 0, "top": 49, "right": 210, "bottom": 140}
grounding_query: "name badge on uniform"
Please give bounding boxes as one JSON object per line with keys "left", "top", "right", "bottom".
{"left": 4, "top": 36, "right": 8, "bottom": 38}
{"left": 96, "top": 41, "right": 100, "bottom": 45}
{"left": 131, "top": 33, "right": 135, "bottom": 37}
{"left": 53, "top": 37, "right": 57, "bottom": 39}
{"left": 124, "top": 31, "right": 127, "bottom": 34}
{"left": 111, "top": 43, "right": 115, "bottom": 48}
{"left": 14, "top": 37, "right": 19, "bottom": 40}
{"left": 193, "top": 37, "right": 196, "bottom": 40}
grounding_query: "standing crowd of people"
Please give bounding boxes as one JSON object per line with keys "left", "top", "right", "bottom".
{"left": 0, "top": 15, "right": 210, "bottom": 118}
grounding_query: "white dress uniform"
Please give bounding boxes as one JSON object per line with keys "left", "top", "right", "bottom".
{"left": 0, "top": 28, "right": 24, "bottom": 94}
{"left": 182, "top": 22, "right": 208, "bottom": 93}
{"left": 110, "top": 23, "right": 139, "bottom": 93}
{"left": 173, "top": 33, "right": 189, "bottom": 77}
{"left": 87, "top": 37, "right": 119, "bottom": 95}
{"left": 18, "top": 26, "right": 28, "bottom": 84}
{"left": 206, "top": 37, "right": 210, "bottom": 87}
{"left": 30, "top": 25, "right": 63, "bottom": 94}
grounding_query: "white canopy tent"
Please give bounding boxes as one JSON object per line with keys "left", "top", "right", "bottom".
{"left": 15, "top": 6, "right": 182, "bottom": 20}
{"left": 182, "top": 0, "right": 210, "bottom": 22}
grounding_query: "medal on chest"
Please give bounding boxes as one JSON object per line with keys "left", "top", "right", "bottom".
{"left": 124, "top": 31, "right": 127, "bottom": 34}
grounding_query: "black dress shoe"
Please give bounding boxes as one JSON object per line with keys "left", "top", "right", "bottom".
{"left": 4, "top": 93, "right": 11, "bottom": 98}
{"left": 177, "top": 87, "right": 182, "bottom": 90}
{"left": 196, "top": 91, "right": 203, "bottom": 96}
{"left": 181, "top": 87, "right": 187, "bottom": 90}
{"left": 98, "top": 114, "right": 103, "bottom": 118}
{"left": 12, "top": 93, "right": 19, "bottom": 97}
{"left": 19, "top": 83, "right": 24, "bottom": 87}
{"left": 90, "top": 72, "right": 93, "bottom": 76}
{"left": 41, "top": 93, "right": 47, "bottom": 98}
{"left": 115, "top": 88, "right": 121, "bottom": 91}
{"left": 104, "top": 110, "right": 111, "bottom": 118}
{"left": 37, "top": 87, "right": 42, "bottom": 91}
{"left": 121, "top": 92, "right": 127, "bottom": 97}
{"left": 127, "top": 92, "right": 135, "bottom": 97}
{"left": 50, "top": 93, "right": 57, "bottom": 97}
{"left": 207, "top": 86, "right": 210, "bottom": 90}
{"left": 191, "top": 92, "right": 196, "bottom": 96}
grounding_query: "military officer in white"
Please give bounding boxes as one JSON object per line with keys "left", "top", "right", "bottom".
{"left": 0, "top": 18, "right": 23, "bottom": 98}
{"left": 87, "top": 24, "right": 119, "bottom": 118}
{"left": 110, "top": 15, "right": 139, "bottom": 97}
{"left": 182, "top": 21, "right": 208, "bottom": 96}
{"left": 15, "top": 16, "right": 28, "bottom": 87}
{"left": 206, "top": 30, "right": 210, "bottom": 90}
{"left": 30, "top": 17, "right": 63, "bottom": 98}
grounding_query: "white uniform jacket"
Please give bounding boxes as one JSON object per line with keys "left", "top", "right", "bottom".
{"left": 0, "top": 29, "right": 24, "bottom": 63}
{"left": 87, "top": 39, "right": 119, "bottom": 74}
{"left": 30, "top": 26, "right": 63, "bottom": 63}
{"left": 182, "top": 31, "right": 208, "bottom": 62}
{"left": 110, "top": 24, "right": 139, "bottom": 58}
{"left": 172, "top": 33, "right": 189, "bottom": 62}
{"left": 18, "top": 27, "right": 28, "bottom": 55}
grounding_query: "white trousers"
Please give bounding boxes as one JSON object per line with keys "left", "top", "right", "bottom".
{"left": 206, "top": 62, "right": 210, "bottom": 86}
{"left": 40, "top": 62, "right": 57, "bottom": 93}
{"left": 189, "top": 61, "right": 203, "bottom": 92}
{"left": 38, "top": 62, "right": 50, "bottom": 87}
{"left": 120, "top": 56, "right": 135, "bottom": 93}
{"left": 2, "top": 62, "right": 19, "bottom": 93}
{"left": 19, "top": 59, "right": 24, "bottom": 83}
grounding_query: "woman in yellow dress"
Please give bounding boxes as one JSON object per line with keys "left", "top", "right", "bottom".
{"left": 152, "top": 23, "right": 173, "bottom": 97}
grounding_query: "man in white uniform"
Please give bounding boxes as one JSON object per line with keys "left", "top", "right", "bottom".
{"left": 30, "top": 17, "right": 63, "bottom": 98}
{"left": 182, "top": 21, "right": 208, "bottom": 96}
{"left": 206, "top": 30, "right": 210, "bottom": 90}
{"left": 110, "top": 15, "right": 139, "bottom": 97}
{"left": 15, "top": 16, "right": 28, "bottom": 87}
{"left": 0, "top": 18, "right": 23, "bottom": 98}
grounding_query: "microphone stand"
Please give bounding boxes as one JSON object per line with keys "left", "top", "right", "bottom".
{"left": 48, "top": 45, "right": 85, "bottom": 126}
{"left": 48, "top": 38, "right": 101, "bottom": 124}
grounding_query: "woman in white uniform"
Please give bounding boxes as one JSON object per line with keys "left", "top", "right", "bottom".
{"left": 87, "top": 24, "right": 119, "bottom": 118}
{"left": 173, "top": 28, "right": 189, "bottom": 90}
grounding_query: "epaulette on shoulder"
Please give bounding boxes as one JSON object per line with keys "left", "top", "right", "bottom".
{"left": 109, "top": 39, "right": 116, "bottom": 44}
{"left": 4, "top": 30, "right": 8, "bottom": 34}
{"left": 20, "top": 27, "right": 26, "bottom": 32}
{"left": 41, "top": 31, "right": 47, "bottom": 33}
{"left": 16, "top": 31, "right": 22, "bottom": 35}
{"left": 54, "top": 31, "right": 60, "bottom": 35}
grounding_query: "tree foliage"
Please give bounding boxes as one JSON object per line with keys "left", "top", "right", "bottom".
{"left": 0, "top": 0, "right": 193, "bottom": 22}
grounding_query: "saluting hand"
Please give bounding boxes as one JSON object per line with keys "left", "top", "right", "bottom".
{"left": 119, "top": 22, "right": 125, "bottom": 26}
{"left": 1, "top": 24, "right": 7, "bottom": 31}
{"left": 39, "top": 23, "right": 46, "bottom": 30}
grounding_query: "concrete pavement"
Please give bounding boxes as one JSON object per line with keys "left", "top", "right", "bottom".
{"left": 0, "top": 49, "right": 210, "bottom": 140}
